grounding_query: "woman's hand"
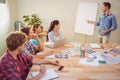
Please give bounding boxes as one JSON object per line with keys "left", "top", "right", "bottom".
{"left": 50, "top": 60, "right": 60, "bottom": 66}
{"left": 32, "top": 34, "right": 38, "bottom": 40}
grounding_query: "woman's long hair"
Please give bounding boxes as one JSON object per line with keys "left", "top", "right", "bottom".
{"left": 47, "top": 20, "right": 59, "bottom": 41}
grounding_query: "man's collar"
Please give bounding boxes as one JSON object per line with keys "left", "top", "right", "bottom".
{"left": 102, "top": 12, "right": 112, "bottom": 16}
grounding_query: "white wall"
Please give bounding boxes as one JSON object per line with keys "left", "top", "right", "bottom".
{"left": 15, "top": 0, "right": 120, "bottom": 43}
{"left": 8, "top": 0, "right": 16, "bottom": 31}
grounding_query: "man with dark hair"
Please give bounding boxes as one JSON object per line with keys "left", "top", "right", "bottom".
{"left": 103, "top": 2, "right": 111, "bottom": 9}
{"left": 0, "top": 32, "right": 59, "bottom": 80}
{"left": 87, "top": 2, "right": 117, "bottom": 43}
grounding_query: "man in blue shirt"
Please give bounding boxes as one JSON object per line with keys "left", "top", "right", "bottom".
{"left": 87, "top": 2, "right": 117, "bottom": 43}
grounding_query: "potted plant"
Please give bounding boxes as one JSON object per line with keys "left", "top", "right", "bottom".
{"left": 23, "top": 14, "right": 42, "bottom": 27}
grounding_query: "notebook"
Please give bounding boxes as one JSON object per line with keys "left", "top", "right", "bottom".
{"left": 31, "top": 69, "right": 59, "bottom": 80}
{"left": 45, "top": 38, "right": 66, "bottom": 48}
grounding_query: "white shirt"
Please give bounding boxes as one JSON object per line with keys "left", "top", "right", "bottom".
{"left": 48, "top": 30, "right": 62, "bottom": 42}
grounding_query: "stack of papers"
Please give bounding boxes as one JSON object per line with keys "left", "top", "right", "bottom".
{"left": 85, "top": 49, "right": 96, "bottom": 54}
{"left": 70, "top": 41, "right": 81, "bottom": 46}
{"left": 45, "top": 53, "right": 70, "bottom": 59}
{"left": 31, "top": 69, "right": 59, "bottom": 80}
{"left": 89, "top": 43, "right": 101, "bottom": 48}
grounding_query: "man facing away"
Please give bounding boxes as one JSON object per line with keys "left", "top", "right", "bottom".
{"left": 0, "top": 31, "right": 59, "bottom": 80}
{"left": 87, "top": 2, "right": 117, "bottom": 44}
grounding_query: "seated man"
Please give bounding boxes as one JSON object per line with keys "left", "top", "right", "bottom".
{"left": 0, "top": 32, "right": 59, "bottom": 80}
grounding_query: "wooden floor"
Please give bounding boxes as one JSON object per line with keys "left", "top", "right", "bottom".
{"left": 29, "top": 43, "right": 120, "bottom": 80}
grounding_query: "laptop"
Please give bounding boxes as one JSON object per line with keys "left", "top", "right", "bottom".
{"left": 45, "top": 38, "right": 66, "bottom": 48}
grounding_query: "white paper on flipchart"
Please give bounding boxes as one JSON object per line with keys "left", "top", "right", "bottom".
{"left": 31, "top": 69, "right": 59, "bottom": 80}
{"left": 74, "top": 3, "right": 98, "bottom": 35}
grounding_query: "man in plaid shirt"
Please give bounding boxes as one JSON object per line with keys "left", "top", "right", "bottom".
{"left": 0, "top": 32, "right": 59, "bottom": 80}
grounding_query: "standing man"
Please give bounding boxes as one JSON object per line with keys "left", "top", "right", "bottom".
{"left": 88, "top": 2, "right": 117, "bottom": 44}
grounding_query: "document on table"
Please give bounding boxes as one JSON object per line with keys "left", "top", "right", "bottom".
{"left": 45, "top": 54, "right": 55, "bottom": 59}
{"left": 108, "top": 48, "right": 120, "bottom": 54}
{"left": 79, "top": 58, "right": 99, "bottom": 66}
{"left": 89, "top": 43, "right": 101, "bottom": 48}
{"left": 31, "top": 69, "right": 59, "bottom": 80}
{"left": 62, "top": 48, "right": 80, "bottom": 56}
{"left": 101, "top": 53, "right": 120, "bottom": 64}
{"left": 95, "top": 54, "right": 105, "bottom": 61}
{"left": 116, "top": 46, "right": 120, "bottom": 48}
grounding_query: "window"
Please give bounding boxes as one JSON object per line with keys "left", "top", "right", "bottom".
{"left": 0, "top": 1, "right": 10, "bottom": 56}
